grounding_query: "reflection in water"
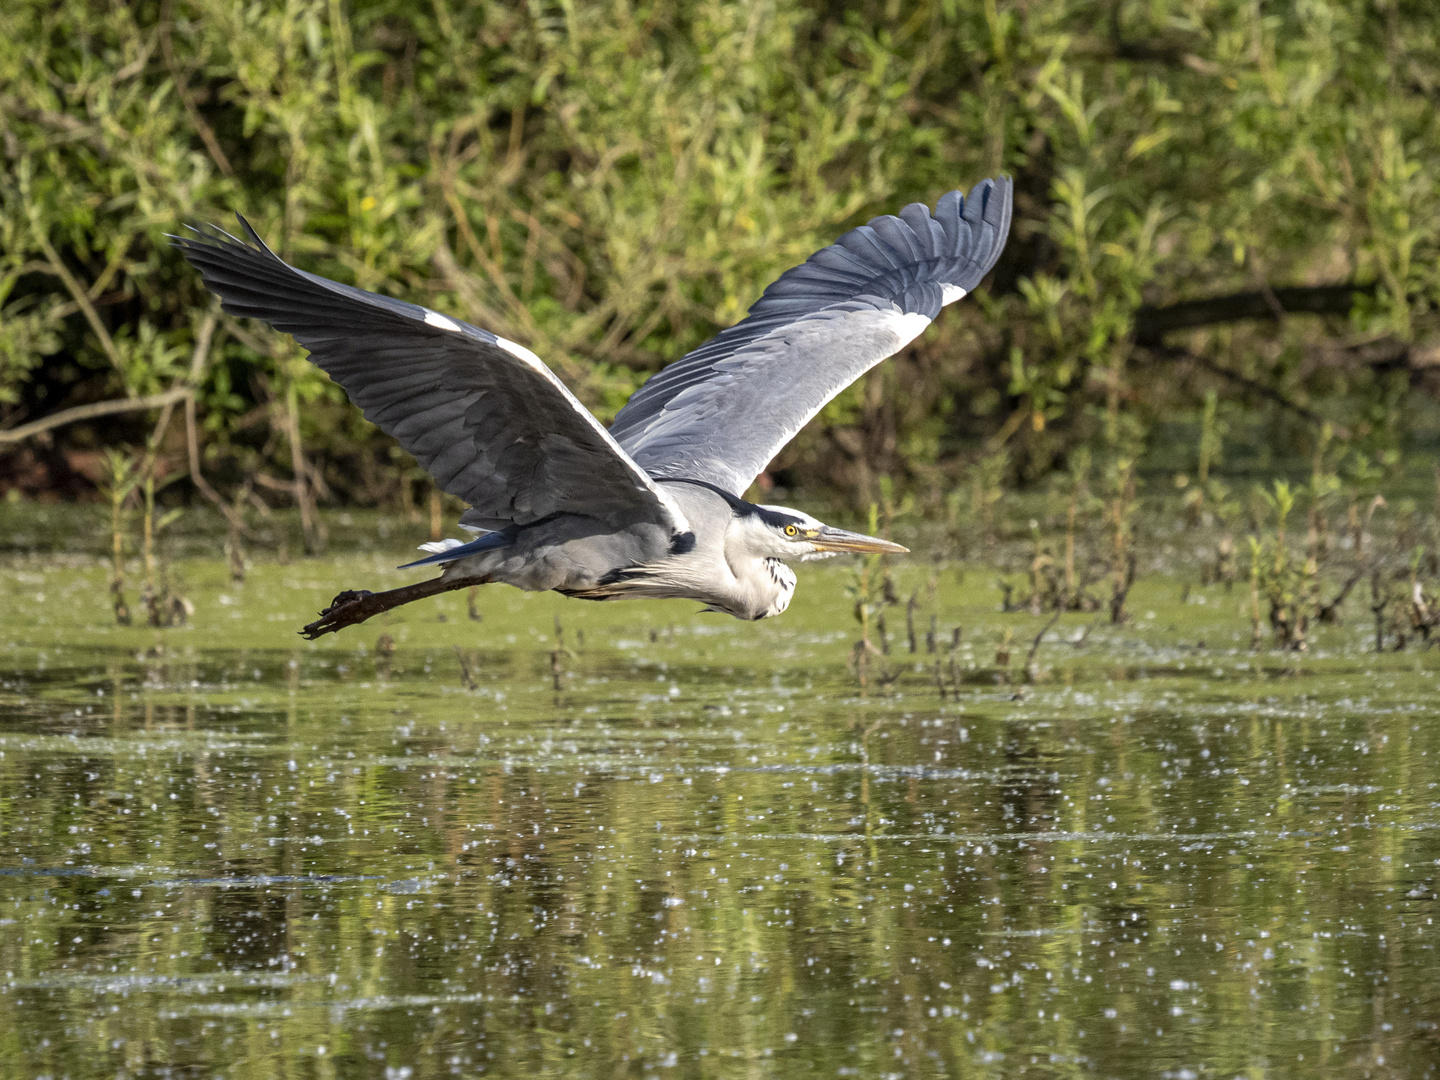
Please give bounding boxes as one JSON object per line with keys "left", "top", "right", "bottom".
{"left": 2, "top": 562, "right": 1439, "bottom": 1078}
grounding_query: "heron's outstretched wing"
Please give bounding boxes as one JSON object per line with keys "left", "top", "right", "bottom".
{"left": 609, "top": 178, "right": 1013, "bottom": 497}
{"left": 175, "top": 221, "right": 688, "bottom": 535}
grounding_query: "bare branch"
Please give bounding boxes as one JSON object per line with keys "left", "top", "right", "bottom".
{"left": 1139, "top": 342, "right": 1349, "bottom": 437}
{"left": 185, "top": 395, "right": 246, "bottom": 534}
{"left": 0, "top": 388, "right": 190, "bottom": 446}
{"left": 185, "top": 308, "right": 219, "bottom": 385}
{"left": 1135, "top": 283, "right": 1373, "bottom": 345}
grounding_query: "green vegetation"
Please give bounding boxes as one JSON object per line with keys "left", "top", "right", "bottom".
{"left": 3, "top": 0, "right": 1439, "bottom": 665}
{"left": 2, "top": 0, "right": 1438, "bottom": 522}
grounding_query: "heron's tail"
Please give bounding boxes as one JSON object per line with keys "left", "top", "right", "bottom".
{"left": 398, "top": 530, "right": 513, "bottom": 569}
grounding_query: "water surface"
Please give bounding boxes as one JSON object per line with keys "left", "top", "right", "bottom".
{"left": 3, "top": 552, "right": 1439, "bottom": 1078}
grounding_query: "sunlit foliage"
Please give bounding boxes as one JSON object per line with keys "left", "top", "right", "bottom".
{"left": 2, "top": 0, "right": 1437, "bottom": 507}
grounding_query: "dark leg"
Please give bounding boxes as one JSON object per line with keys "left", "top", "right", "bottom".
{"left": 300, "top": 575, "right": 478, "bottom": 639}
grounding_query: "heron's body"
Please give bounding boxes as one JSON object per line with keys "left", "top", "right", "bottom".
{"left": 435, "top": 480, "right": 803, "bottom": 620}
{"left": 175, "top": 179, "right": 1012, "bottom": 637}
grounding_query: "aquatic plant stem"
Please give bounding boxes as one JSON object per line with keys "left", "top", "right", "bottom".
{"left": 1107, "top": 457, "right": 1136, "bottom": 623}
{"left": 1248, "top": 537, "right": 1264, "bottom": 650}
{"left": 102, "top": 450, "right": 136, "bottom": 626}
{"left": 1026, "top": 606, "right": 1064, "bottom": 683}
{"left": 142, "top": 473, "right": 159, "bottom": 627}
{"left": 284, "top": 377, "right": 324, "bottom": 555}
{"left": 1065, "top": 491, "right": 1077, "bottom": 600}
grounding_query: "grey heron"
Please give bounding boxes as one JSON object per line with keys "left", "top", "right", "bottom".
{"left": 176, "top": 178, "right": 1012, "bottom": 638}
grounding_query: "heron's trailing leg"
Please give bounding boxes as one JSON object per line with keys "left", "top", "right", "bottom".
{"left": 300, "top": 575, "right": 476, "bottom": 639}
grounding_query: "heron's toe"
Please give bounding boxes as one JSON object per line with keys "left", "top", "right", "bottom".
{"left": 299, "top": 589, "right": 379, "bottom": 639}
{"left": 325, "top": 588, "right": 374, "bottom": 612}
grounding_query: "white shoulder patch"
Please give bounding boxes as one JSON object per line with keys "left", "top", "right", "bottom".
{"left": 940, "top": 284, "right": 967, "bottom": 306}
{"left": 424, "top": 310, "right": 461, "bottom": 332}
{"left": 885, "top": 309, "right": 933, "bottom": 343}
{"left": 496, "top": 337, "right": 547, "bottom": 371}
{"left": 418, "top": 538, "right": 465, "bottom": 553}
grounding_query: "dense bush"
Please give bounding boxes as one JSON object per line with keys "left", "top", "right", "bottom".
{"left": 3, "top": 0, "right": 1438, "bottom": 514}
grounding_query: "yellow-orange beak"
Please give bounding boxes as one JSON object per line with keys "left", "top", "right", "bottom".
{"left": 811, "top": 527, "right": 909, "bottom": 555}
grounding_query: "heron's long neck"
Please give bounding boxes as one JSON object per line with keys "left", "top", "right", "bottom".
{"left": 723, "top": 551, "right": 796, "bottom": 620}
{"left": 663, "top": 484, "right": 797, "bottom": 620}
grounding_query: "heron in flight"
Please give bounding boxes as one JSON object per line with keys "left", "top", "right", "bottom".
{"left": 177, "top": 178, "right": 1012, "bottom": 638}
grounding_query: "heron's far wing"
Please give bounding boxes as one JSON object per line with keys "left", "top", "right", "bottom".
{"left": 175, "top": 221, "right": 689, "bottom": 535}
{"left": 608, "top": 177, "right": 1013, "bottom": 497}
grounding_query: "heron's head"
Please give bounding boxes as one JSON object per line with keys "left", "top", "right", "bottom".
{"left": 736, "top": 503, "right": 909, "bottom": 562}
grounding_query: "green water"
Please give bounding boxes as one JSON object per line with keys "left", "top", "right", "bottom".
{"left": 3, "top": 546, "right": 1439, "bottom": 1078}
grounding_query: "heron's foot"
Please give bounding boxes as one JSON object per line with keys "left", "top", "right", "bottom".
{"left": 300, "top": 589, "right": 378, "bottom": 640}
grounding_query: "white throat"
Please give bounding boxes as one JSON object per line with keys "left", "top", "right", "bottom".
{"left": 722, "top": 517, "right": 799, "bottom": 619}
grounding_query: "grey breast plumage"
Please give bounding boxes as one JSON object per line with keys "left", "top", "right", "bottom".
{"left": 609, "top": 177, "right": 1013, "bottom": 497}
{"left": 173, "top": 221, "right": 687, "bottom": 536}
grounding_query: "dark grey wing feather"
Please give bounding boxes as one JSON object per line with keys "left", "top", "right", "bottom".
{"left": 609, "top": 178, "right": 1013, "bottom": 497}
{"left": 175, "top": 221, "right": 688, "bottom": 535}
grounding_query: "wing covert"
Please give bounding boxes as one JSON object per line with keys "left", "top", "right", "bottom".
{"left": 609, "top": 177, "right": 1013, "bottom": 496}
{"left": 176, "top": 221, "right": 688, "bottom": 535}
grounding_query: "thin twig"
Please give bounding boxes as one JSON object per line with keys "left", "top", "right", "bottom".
{"left": 136, "top": 307, "right": 219, "bottom": 482}
{"left": 180, "top": 312, "right": 250, "bottom": 533}
{"left": 221, "top": 314, "right": 281, "bottom": 359}
{"left": 1317, "top": 566, "right": 1364, "bottom": 624}
{"left": 1141, "top": 343, "right": 1347, "bottom": 436}
{"left": 453, "top": 646, "right": 477, "bottom": 691}
{"left": 29, "top": 218, "right": 127, "bottom": 381}
{"left": 184, "top": 309, "right": 219, "bottom": 384}
{"left": 1025, "top": 606, "right": 1064, "bottom": 682}
{"left": 184, "top": 394, "right": 247, "bottom": 534}
{"left": 160, "top": 0, "right": 233, "bottom": 176}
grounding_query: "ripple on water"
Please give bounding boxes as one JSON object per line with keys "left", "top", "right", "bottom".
{"left": 2, "top": 559, "right": 1438, "bottom": 1077}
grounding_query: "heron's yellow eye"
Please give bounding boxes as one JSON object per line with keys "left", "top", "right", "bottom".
{"left": 784, "top": 524, "right": 798, "bottom": 537}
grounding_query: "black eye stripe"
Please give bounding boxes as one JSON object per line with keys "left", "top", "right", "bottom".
{"left": 655, "top": 481, "right": 816, "bottom": 532}
{"left": 758, "top": 509, "right": 804, "bottom": 529}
